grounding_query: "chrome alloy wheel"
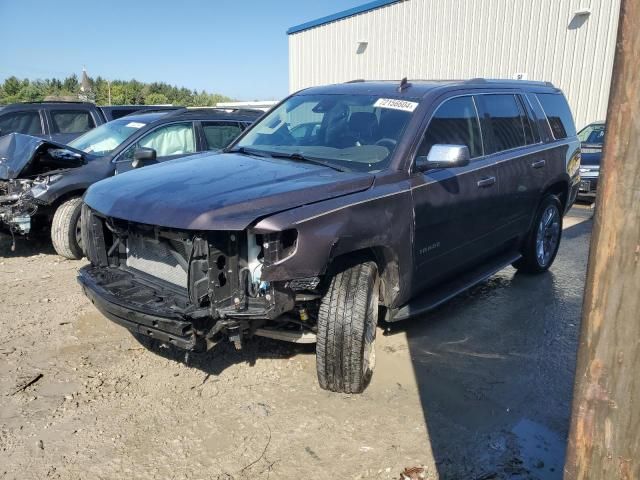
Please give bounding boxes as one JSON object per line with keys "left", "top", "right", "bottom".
{"left": 536, "top": 205, "right": 560, "bottom": 267}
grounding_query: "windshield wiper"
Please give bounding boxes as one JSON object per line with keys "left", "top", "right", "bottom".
{"left": 268, "top": 152, "right": 346, "bottom": 172}
{"left": 226, "top": 146, "right": 271, "bottom": 157}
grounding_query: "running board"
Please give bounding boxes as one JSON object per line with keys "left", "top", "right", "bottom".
{"left": 389, "top": 251, "right": 522, "bottom": 322}
{"left": 254, "top": 328, "right": 317, "bottom": 344}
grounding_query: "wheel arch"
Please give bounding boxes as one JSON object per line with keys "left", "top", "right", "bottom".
{"left": 49, "top": 189, "right": 86, "bottom": 212}
{"left": 325, "top": 245, "right": 400, "bottom": 308}
{"left": 542, "top": 179, "right": 569, "bottom": 212}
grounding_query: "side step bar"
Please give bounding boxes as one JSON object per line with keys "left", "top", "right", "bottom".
{"left": 390, "top": 250, "right": 522, "bottom": 322}
{"left": 254, "top": 328, "right": 317, "bottom": 344}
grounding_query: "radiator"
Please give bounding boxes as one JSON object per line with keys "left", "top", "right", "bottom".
{"left": 126, "top": 233, "right": 188, "bottom": 288}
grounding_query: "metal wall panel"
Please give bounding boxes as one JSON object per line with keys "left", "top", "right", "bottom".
{"left": 288, "top": 0, "right": 621, "bottom": 127}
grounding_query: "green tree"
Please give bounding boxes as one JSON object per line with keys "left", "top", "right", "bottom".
{"left": 62, "top": 74, "right": 79, "bottom": 93}
{"left": 3, "top": 76, "right": 22, "bottom": 96}
{"left": 0, "top": 73, "right": 235, "bottom": 106}
{"left": 145, "top": 93, "right": 169, "bottom": 105}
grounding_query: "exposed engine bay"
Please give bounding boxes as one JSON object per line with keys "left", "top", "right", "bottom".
{"left": 0, "top": 133, "right": 86, "bottom": 239}
{"left": 79, "top": 205, "right": 320, "bottom": 351}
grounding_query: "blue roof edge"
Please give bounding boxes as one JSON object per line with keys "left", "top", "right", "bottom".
{"left": 287, "top": 0, "right": 403, "bottom": 35}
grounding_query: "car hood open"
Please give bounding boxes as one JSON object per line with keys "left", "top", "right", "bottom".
{"left": 84, "top": 152, "right": 375, "bottom": 231}
{"left": 0, "top": 133, "right": 86, "bottom": 180}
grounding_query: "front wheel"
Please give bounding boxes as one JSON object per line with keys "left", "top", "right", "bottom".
{"left": 316, "top": 261, "right": 379, "bottom": 393}
{"left": 51, "top": 197, "right": 84, "bottom": 260}
{"left": 513, "top": 194, "right": 563, "bottom": 273}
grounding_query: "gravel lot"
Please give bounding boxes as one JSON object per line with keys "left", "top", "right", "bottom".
{"left": 0, "top": 205, "right": 593, "bottom": 480}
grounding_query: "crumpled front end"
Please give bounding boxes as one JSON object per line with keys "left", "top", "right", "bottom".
{"left": 0, "top": 174, "right": 65, "bottom": 235}
{"left": 0, "top": 179, "right": 41, "bottom": 234}
{"left": 78, "top": 205, "right": 318, "bottom": 351}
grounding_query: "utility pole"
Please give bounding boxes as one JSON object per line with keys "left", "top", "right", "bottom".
{"left": 107, "top": 80, "right": 112, "bottom": 106}
{"left": 564, "top": 0, "right": 639, "bottom": 478}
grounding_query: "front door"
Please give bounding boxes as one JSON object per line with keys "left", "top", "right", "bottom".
{"left": 115, "top": 121, "right": 198, "bottom": 174}
{"left": 411, "top": 95, "right": 503, "bottom": 294}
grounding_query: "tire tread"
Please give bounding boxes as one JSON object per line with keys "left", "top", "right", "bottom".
{"left": 51, "top": 197, "right": 83, "bottom": 260}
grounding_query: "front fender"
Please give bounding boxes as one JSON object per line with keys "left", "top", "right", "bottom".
{"left": 30, "top": 159, "right": 114, "bottom": 206}
{"left": 253, "top": 179, "right": 415, "bottom": 306}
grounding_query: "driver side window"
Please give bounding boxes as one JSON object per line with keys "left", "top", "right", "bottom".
{"left": 417, "top": 96, "right": 483, "bottom": 159}
{"left": 122, "top": 122, "right": 196, "bottom": 160}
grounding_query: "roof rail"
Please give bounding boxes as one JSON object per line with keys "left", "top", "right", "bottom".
{"left": 345, "top": 79, "right": 365, "bottom": 83}
{"left": 18, "top": 100, "right": 93, "bottom": 105}
{"left": 185, "top": 107, "right": 264, "bottom": 115}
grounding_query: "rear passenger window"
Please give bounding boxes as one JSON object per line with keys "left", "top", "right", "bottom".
{"left": 51, "top": 110, "right": 95, "bottom": 134}
{"left": 536, "top": 93, "right": 577, "bottom": 140}
{"left": 202, "top": 121, "right": 243, "bottom": 150}
{"left": 479, "top": 94, "right": 527, "bottom": 153}
{"left": 417, "top": 96, "right": 483, "bottom": 159}
{"left": 518, "top": 95, "right": 541, "bottom": 144}
{"left": 0, "top": 111, "right": 43, "bottom": 135}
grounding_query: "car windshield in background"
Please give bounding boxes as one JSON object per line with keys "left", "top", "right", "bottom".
{"left": 232, "top": 94, "right": 418, "bottom": 172}
{"left": 68, "top": 119, "right": 146, "bottom": 157}
{"left": 577, "top": 123, "right": 605, "bottom": 145}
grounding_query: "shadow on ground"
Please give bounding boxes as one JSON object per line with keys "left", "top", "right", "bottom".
{"left": 0, "top": 231, "right": 56, "bottom": 258}
{"left": 382, "top": 218, "right": 592, "bottom": 479}
{"left": 133, "top": 332, "right": 314, "bottom": 379}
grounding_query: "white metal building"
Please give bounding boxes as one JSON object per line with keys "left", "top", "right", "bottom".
{"left": 287, "top": 0, "right": 621, "bottom": 128}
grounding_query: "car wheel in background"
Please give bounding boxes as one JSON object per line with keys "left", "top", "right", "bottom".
{"left": 51, "top": 197, "right": 84, "bottom": 260}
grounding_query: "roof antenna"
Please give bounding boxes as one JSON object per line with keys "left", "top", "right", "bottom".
{"left": 398, "top": 77, "right": 411, "bottom": 92}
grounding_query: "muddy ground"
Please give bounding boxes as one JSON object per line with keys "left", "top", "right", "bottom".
{"left": 0, "top": 206, "right": 593, "bottom": 480}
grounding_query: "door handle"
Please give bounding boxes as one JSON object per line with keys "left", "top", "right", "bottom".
{"left": 477, "top": 176, "right": 496, "bottom": 188}
{"left": 531, "top": 159, "right": 546, "bottom": 169}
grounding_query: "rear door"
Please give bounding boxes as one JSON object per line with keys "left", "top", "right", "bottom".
{"left": 475, "top": 93, "right": 545, "bottom": 239}
{"left": 410, "top": 94, "right": 503, "bottom": 294}
{"left": 115, "top": 121, "right": 197, "bottom": 174}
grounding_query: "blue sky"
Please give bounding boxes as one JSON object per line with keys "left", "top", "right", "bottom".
{"left": 0, "top": 0, "right": 366, "bottom": 100}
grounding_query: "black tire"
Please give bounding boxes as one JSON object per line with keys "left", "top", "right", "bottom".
{"left": 51, "top": 197, "right": 84, "bottom": 260}
{"left": 316, "top": 261, "right": 379, "bottom": 393}
{"left": 513, "top": 194, "right": 563, "bottom": 273}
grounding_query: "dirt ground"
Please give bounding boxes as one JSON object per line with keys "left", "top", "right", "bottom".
{"left": 0, "top": 206, "right": 593, "bottom": 480}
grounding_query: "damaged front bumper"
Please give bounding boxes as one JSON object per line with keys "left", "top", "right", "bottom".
{"left": 79, "top": 205, "right": 316, "bottom": 350}
{"left": 78, "top": 266, "right": 200, "bottom": 349}
{"left": 0, "top": 179, "right": 40, "bottom": 234}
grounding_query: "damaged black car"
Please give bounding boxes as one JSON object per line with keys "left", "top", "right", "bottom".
{"left": 78, "top": 79, "right": 580, "bottom": 393}
{"left": 0, "top": 108, "right": 260, "bottom": 257}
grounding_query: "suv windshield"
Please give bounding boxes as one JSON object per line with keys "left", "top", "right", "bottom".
{"left": 577, "top": 123, "right": 605, "bottom": 145}
{"left": 232, "top": 94, "right": 418, "bottom": 172}
{"left": 68, "top": 119, "right": 147, "bottom": 157}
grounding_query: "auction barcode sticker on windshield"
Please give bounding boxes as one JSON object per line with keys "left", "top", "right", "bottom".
{"left": 126, "top": 122, "right": 146, "bottom": 129}
{"left": 374, "top": 98, "right": 418, "bottom": 112}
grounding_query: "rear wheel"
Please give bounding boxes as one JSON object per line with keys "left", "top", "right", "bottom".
{"left": 513, "top": 194, "right": 563, "bottom": 273}
{"left": 316, "top": 261, "right": 379, "bottom": 393}
{"left": 51, "top": 197, "right": 84, "bottom": 260}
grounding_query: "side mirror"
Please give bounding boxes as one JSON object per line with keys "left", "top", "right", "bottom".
{"left": 132, "top": 147, "right": 156, "bottom": 169}
{"left": 416, "top": 144, "right": 471, "bottom": 171}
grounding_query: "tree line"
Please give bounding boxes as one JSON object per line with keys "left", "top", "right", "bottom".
{"left": 0, "top": 74, "right": 234, "bottom": 106}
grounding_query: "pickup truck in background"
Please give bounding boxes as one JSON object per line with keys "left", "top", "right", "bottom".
{"left": 0, "top": 102, "right": 179, "bottom": 143}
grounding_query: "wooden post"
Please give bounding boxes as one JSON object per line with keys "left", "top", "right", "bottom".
{"left": 564, "top": 0, "right": 639, "bottom": 478}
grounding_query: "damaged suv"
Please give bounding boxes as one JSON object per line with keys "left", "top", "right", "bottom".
{"left": 78, "top": 79, "right": 580, "bottom": 393}
{"left": 0, "top": 108, "right": 260, "bottom": 257}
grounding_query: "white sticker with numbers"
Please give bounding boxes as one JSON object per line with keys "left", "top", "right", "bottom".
{"left": 373, "top": 98, "right": 419, "bottom": 112}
